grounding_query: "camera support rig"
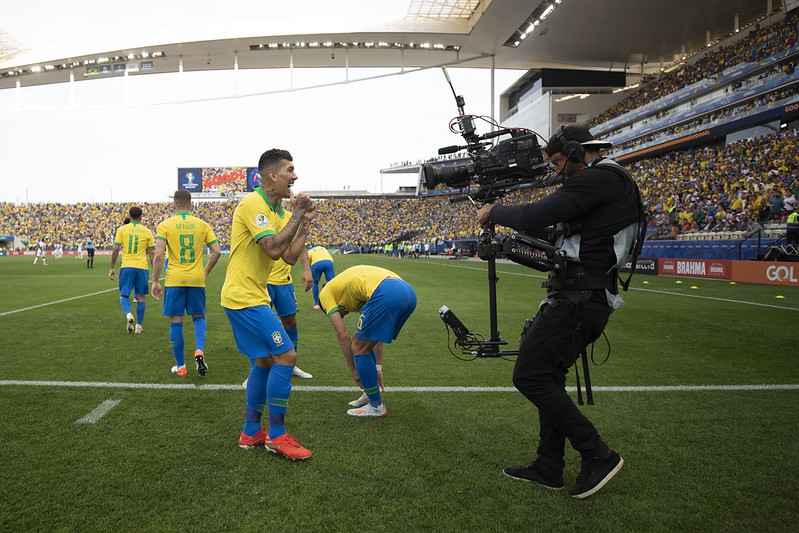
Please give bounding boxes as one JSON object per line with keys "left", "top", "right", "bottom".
{"left": 474, "top": 222, "right": 516, "bottom": 357}
{"left": 431, "top": 66, "right": 550, "bottom": 360}
{"left": 436, "top": 223, "right": 515, "bottom": 359}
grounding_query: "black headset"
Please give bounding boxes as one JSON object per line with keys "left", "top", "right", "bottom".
{"left": 553, "top": 126, "right": 586, "bottom": 163}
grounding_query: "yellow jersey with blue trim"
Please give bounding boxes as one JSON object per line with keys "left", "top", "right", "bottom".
{"left": 266, "top": 202, "right": 294, "bottom": 286}
{"left": 113, "top": 221, "right": 155, "bottom": 270}
{"left": 156, "top": 212, "right": 218, "bottom": 287}
{"left": 308, "top": 245, "right": 334, "bottom": 265}
{"left": 319, "top": 265, "right": 399, "bottom": 317}
{"left": 221, "top": 187, "right": 288, "bottom": 309}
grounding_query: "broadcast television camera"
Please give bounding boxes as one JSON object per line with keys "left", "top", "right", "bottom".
{"left": 420, "top": 68, "right": 550, "bottom": 204}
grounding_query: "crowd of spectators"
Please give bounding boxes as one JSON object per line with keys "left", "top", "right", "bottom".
{"left": 610, "top": 85, "right": 799, "bottom": 155}
{"left": 0, "top": 201, "right": 237, "bottom": 251}
{"left": 2, "top": 127, "right": 799, "bottom": 252}
{"left": 591, "top": 10, "right": 799, "bottom": 127}
{"left": 633, "top": 128, "right": 799, "bottom": 239}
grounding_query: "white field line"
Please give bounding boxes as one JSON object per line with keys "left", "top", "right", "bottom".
{"left": 0, "top": 287, "right": 119, "bottom": 317}
{"left": 424, "top": 260, "right": 799, "bottom": 311}
{"left": 75, "top": 399, "right": 121, "bottom": 424}
{"left": 1, "top": 263, "right": 795, "bottom": 316}
{"left": 2, "top": 380, "right": 797, "bottom": 392}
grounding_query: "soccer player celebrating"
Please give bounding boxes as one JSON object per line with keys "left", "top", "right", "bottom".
{"left": 319, "top": 265, "right": 417, "bottom": 418}
{"left": 109, "top": 207, "right": 154, "bottom": 333}
{"left": 222, "top": 148, "right": 316, "bottom": 460}
{"left": 151, "top": 190, "right": 221, "bottom": 377}
{"left": 307, "top": 245, "right": 336, "bottom": 309}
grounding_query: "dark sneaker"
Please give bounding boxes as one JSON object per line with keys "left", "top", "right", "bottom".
{"left": 194, "top": 349, "right": 208, "bottom": 377}
{"left": 569, "top": 450, "right": 623, "bottom": 499}
{"left": 503, "top": 461, "right": 564, "bottom": 490}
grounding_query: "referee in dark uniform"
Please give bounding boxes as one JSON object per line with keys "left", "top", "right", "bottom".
{"left": 477, "top": 125, "right": 643, "bottom": 499}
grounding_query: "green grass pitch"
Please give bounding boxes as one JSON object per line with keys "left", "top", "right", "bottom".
{"left": 1, "top": 253, "right": 797, "bottom": 532}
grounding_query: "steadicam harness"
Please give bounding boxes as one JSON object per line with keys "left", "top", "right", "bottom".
{"left": 502, "top": 157, "right": 647, "bottom": 293}
{"left": 547, "top": 158, "right": 646, "bottom": 294}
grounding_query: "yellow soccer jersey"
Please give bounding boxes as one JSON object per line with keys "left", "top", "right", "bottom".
{"left": 266, "top": 204, "right": 293, "bottom": 286}
{"left": 308, "top": 246, "right": 334, "bottom": 265}
{"left": 221, "top": 188, "right": 288, "bottom": 310}
{"left": 156, "top": 212, "right": 218, "bottom": 287}
{"left": 319, "top": 265, "right": 399, "bottom": 317}
{"left": 114, "top": 221, "right": 155, "bottom": 270}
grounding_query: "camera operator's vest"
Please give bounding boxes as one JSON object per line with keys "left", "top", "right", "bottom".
{"left": 547, "top": 158, "right": 643, "bottom": 309}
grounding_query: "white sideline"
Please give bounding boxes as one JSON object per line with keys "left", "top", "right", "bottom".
{"left": 0, "top": 287, "right": 118, "bottom": 317}
{"left": 1, "top": 380, "right": 798, "bottom": 392}
{"left": 1, "top": 264, "right": 795, "bottom": 316}
{"left": 425, "top": 261, "right": 799, "bottom": 311}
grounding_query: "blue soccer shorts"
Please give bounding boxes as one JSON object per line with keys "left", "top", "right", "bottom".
{"left": 354, "top": 278, "right": 417, "bottom": 344}
{"left": 119, "top": 267, "right": 149, "bottom": 297}
{"left": 267, "top": 283, "right": 299, "bottom": 317}
{"left": 311, "top": 260, "right": 335, "bottom": 283}
{"left": 162, "top": 286, "right": 206, "bottom": 317}
{"left": 224, "top": 305, "right": 294, "bottom": 360}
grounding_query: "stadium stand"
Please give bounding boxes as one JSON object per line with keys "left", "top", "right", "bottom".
{"left": 1, "top": 122, "right": 796, "bottom": 259}
{"left": 583, "top": 10, "right": 799, "bottom": 170}
{"left": 591, "top": 10, "right": 799, "bottom": 128}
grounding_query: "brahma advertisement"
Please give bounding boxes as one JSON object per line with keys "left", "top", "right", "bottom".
{"left": 658, "top": 259, "right": 731, "bottom": 279}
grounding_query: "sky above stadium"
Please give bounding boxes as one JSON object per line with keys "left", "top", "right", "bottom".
{"left": 0, "top": 1, "right": 525, "bottom": 204}
{"left": 2, "top": 1, "right": 413, "bottom": 65}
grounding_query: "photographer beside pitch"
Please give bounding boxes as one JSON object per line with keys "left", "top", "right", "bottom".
{"left": 477, "top": 125, "right": 643, "bottom": 499}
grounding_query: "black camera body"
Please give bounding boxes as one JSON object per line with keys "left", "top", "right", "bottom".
{"left": 421, "top": 128, "right": 549, "bottom": 204}
{"left": 420, "top": 71, "right": 550, "bottom": 204}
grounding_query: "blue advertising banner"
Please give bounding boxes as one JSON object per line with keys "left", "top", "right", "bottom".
{"left": 178, "top": 168, "right": 203, "bottom": 193}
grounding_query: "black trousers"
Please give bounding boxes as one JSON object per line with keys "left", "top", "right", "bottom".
{"left": 512, "top": 290, "right": 611, "bottom": 472}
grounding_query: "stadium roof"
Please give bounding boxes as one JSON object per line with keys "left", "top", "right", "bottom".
{"left": 0, "top": 0, "right": 776, "bottom": 90}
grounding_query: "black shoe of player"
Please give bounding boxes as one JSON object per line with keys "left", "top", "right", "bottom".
{"left": 569, "top": 449, "right": 623, "bottom": 499}
{"left": 503, "top": 460, "right": 564, "bottom": 490}
{"left": 194, "top": 350, "right": 208, "bottom": 377}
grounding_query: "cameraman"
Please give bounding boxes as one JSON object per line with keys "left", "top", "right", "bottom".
{"left": 477, "top": 125, "right": 642, "bottom": 499}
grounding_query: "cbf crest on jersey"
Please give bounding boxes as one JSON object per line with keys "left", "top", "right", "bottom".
{"left": 254, "top": 213, "right": 270, "bottom": 228}
{"left": 271, "top": 331, "right": 284, "bottom": 345}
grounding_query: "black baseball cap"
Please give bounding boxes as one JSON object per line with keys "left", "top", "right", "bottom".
{"left": 545, "top": 125, "right": 612, "bottom": 156}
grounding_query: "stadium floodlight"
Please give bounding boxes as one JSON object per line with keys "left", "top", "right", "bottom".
{"left": 503, "top": 0, "right": 565, "bottom": 48}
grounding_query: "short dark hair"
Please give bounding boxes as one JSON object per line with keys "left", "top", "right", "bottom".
{"left": 174, "top": 189, "right": 192, "bottom": 209}
{"left": 258, "top": 148, "right": 293, "bottom": 175}
{"left": 129, "top": 206, "right": 143, "bottom": 220}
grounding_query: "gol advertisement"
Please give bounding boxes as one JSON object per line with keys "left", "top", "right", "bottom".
{"left": 731, "top": 261, "right": 799, "bottom": 287}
